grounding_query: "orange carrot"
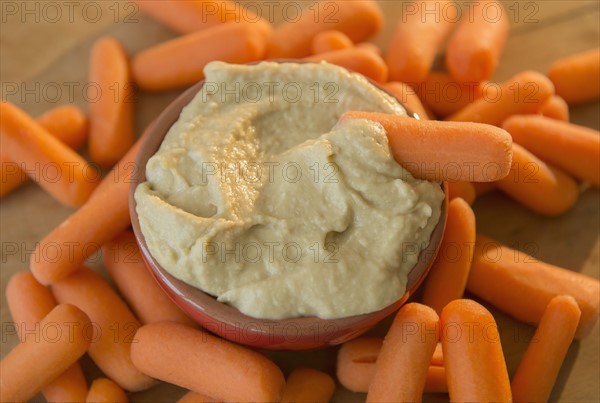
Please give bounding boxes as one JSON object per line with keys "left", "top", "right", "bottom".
{"left": 502, "top": 115, "right": 600, "bottom": 186}
{"left": 178, "top": 391, "right": 217, "bottom": 403}
{"left": 336, "top": 337, "right": 447, "bottom": 394}
{"left": 383, "top": 82, "right": 430, "bottom": 120}
{"left": 446, "top": 181, "right": 476, "bottom": 205}
{"left": 496, "top": 143, "right": 579, "bottom": 216}
{"left": 337, "top": 337, "right": 383, "bottom": 393}
{"left": 304, "top": 47, "right": 388, "bottom": 84}
{"left": 511, "top": 295, "right": 581, "bottom": 402}
{"left": 536, "top": 95, "right": 569, "bottom": 121}
{"left": 367, "top": 303, "right": 439, "bottom": 402}
{"left": 0, "top": 304, "right": 91, "bottom": 403}
{"left": 431, "top": 342, "right": 443, "bottom": 367}
{"left": 0, "top": 101, "right": 99, "bottom": 208}
{"left": 356, "top": 42, "right": 382, "bottom": 56}
{"left": 87, "top": 378, "right": 128, "bottom": 403}
{"left": 422, "top": 198, "right": 476, "bottom": 314}
{"left": 52, "top": 267, "right": 155, "bottom": 392}
{"left": 1, "top": 105, "right": 88, "bottom": 198}
{"left": 467, "top": 234, "right": 600, "bottom": 339}
{"left": 5, "top": 273, "right": 88, "bottom": 402}
{"left": 30, "top": 126, "right": 148, "bottom": 285}
{"left": 440, "top": 299, "right": 512, "bottom": 402}
{"left": 132, "top": 22, "right": 267, "bottom": 91}
{"left": 281, "top": 368, "right": 335, "bottom": 403}
{"left": 446, "top": 0, "right": 510, "bottom": 82}
{"left": 130, "top": 321, "right": 285, "bottom": 401}
{"left": 102, "top": 231, "right": 196, "bottom": 326}
{"left": 38, "top": 365, "right": 88, "bottom": 403}
{"left": 418, "top": 72, "right": 486, "bottom": 118}
{"left": 447, "top": 71, "right": 555, "bottom": 126}
{"left": 311, "top": 30, "right": 354, "bottom": 54}
{"left": 268, "top": 0, "right": 382, "bottom": 58}
{"left": 88, "top": 37, "right": 135, "bottom": 168}
{"left": 548, "top": 48, "right": 600, "bottom": 104}
{"left": 340, "top": 111, "right": 513, "bottom": 182}
{"left": 386, "top": 0, "right": 455, "bottom": 83}
{"left": 134, "top": 0, "right": 264, "bottom": 34}
{"left": 6, "top": 273, "right": 60, "bottom": 342}
{"left": 36, "top": 105, "right": 89, "bottom": 149}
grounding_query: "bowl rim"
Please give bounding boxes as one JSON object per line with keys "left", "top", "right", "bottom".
{"left": 128, "top": 61, "right": 448, "bottom": 349}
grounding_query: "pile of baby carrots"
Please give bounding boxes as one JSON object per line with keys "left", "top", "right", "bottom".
{"left": 1, "top": 0, "right": 599, "bottom": 401}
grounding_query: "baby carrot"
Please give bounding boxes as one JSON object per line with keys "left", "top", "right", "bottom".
{"left": 102, "top": 231, "right": 196, "bottom": 326}
{"left": 88, "top": 37, "right": 134, "bottom": 168}
{"left": 87, "top": 378, "right": 128, "bottom": 403}
{"left": 502, "top": 115, "right": 600, "bottom": 186}
{"left": 134, "top": 0, "right": 264, "bottom": 34}
{"left": 340, "top": 111, "right": 513, "bottom": 182}
{"left": 36, "top": 105, "right": 89, "bottom": 150}
{"left": 386, "top": 0, "right": 455, "bottom": 84}
{"left": 311, "top": 30, "right": 354, "bottom": 54}
{"left": 548, "top": 48, "right": 600, "bottom": 104}
{"left": 367, "top": 303, "right": 439, "bottom": 402}
{"left": 1, "top": 105, "right": 88, "bottom": 198}
{"left": 511, "top": 295, "right": 581, "bottom": 402}
{"left": 40, "top": 366, "right": 89, "bottom": 403}
{"left": 446, "top": 0, "right": 510, "bottom": 82}
{"left": 496, "top": 143, "right": 579, "bottom": 216}
{"left": 52, "top": 267, "right": 155, "bottom": 392}
{"left": 536, "top": 95, "right": 569, "bottom": 122}
{"left": 422, "top": 198, "right": 476, "bottom": 315}
{"left": 0, "top": 304, "right": 91, "bottom": 403}
{"left": 281, "top": 368, "right": 336, "bottom": 403}
{"left": 336, "top": 337, "right": 448, "bottom": 394}
{"left": 178, "top": 391, "right": 217, "bottom": 403}
{"left": 6, "top": 273, "right": 88, "bottom": 402}
{"left": 440, "top": 299, "right": 512, "bottom": 402}
{"left": 447, "top": 71, "right": 555, "bottom": 126}
{"left": 30, "top": 127, "right": 147, "bottom": 285}
{"left": 418, "top": 72, "right": 486, "bottom": 118}
{"left": 383, "top": 82, "right": 430, "bottom": 120}
{"left": 0, "top": 101, "right": 99, "bottom": 208}
{"left": 446, "top": 181, "right": 476, "bottom": 205}
{"left": 268, "top": 0, "right": 382, "bottom": 58}
{"left": 130, "top": 321, "right": 286, "bottom": 402}
{"left": 6, "top": 274, "right": 58, "bottom": 342}
{"left": 337, "top": 337, "right": 382, "bottom": 393}
{"left": 468, "top": 234, "right": 600, "bottom": 339}
{"left": 132, "top": 22, "right": 267, "bottom": 91}
{"left": 304, "top": 47, "right": 389, "bottom": 84}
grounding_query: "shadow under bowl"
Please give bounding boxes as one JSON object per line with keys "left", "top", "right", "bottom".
{"left": 129, "top": 72, "right": 448, "bottom": 351}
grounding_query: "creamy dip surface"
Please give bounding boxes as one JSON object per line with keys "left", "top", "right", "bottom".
{"left": 135, "top": 61, "right": 444, "bottom": 319}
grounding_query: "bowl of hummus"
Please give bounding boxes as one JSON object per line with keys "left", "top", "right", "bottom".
{"left": 130, "top": 61, "right": 447, "bottom": 350}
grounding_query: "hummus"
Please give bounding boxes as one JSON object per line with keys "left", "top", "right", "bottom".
{"left": 135, "top": 61, "right": 444, "bottom": 320}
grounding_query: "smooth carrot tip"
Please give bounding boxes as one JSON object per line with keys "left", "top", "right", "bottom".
{"left": 7, "top": 271, "right": 32, "bottom": 288}
{"left": 441, "top": 298, "right": 490, "bottom": 319}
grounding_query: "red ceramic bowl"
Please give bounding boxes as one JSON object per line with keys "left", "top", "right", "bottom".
{"left": 129, "top": 69, "right": 448, "bottom": 351}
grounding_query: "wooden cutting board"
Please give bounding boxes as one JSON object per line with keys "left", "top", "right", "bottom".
{"left": 1, "top": 1, "right": 598, "bottom": 401}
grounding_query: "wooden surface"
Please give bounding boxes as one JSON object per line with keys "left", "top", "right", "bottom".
{"left": 1, "top": 1, "right": 599, "bottom": 401}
